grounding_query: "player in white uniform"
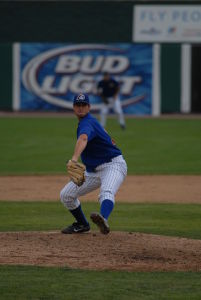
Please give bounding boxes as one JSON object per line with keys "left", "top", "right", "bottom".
{"left": 60, "top": 93, "right": 127, "bottom": 234}
{"left": 97, "top": 72, "right": 126, "bottom": 129}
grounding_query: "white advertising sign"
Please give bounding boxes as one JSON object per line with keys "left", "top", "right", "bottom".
{"left": 133, "top": 5, "right": 201, "bottom": 42}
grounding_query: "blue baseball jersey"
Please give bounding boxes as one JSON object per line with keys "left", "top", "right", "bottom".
{"left": 97, "top": 78, "right": 119, "bottom": 97}
{"left": 77, "top": 113, "right": 122, "bottom": 172}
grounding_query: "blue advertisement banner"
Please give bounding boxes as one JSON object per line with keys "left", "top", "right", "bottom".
{"left": 20, "top": 43, "right": 153, "bottom": 114}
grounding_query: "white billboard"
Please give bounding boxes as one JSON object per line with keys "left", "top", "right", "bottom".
{"left": 133, "top": 5, "right": 201, "bottom": 42}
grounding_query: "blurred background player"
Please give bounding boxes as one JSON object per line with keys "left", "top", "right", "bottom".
{"left": 97, "top": 72, "right": 126, "bottom": 129}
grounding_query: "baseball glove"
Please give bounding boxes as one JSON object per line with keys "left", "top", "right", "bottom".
{"left": 67, "top": 160, "right": 86, "bottom": 186}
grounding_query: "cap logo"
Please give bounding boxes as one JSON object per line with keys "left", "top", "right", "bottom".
{"left": 76, "top": 94, "right": 85, "bottom": 101}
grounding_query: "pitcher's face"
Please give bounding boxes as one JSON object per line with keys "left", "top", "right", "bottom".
{"left": 73, "top": 103, "right": 90, "bottom": 119}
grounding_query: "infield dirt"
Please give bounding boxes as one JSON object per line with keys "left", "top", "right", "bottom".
{"left": 1, "top": 175, "right": 201, "bottom": 203}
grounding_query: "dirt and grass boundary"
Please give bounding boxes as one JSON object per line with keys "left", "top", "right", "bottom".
{"left": 1, "top": 174, "right": 201, "bottom": 271}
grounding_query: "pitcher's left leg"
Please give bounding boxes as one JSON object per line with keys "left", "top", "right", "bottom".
{"left": 90, "top": 157, "right": 127, "bottom": 234}
{"left": 99, "top": 159, "right": 127, "bottom": 217}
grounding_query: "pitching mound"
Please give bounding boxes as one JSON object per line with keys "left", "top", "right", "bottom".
{"left": 1, "top": 231, "right": 201, "bottom": 271}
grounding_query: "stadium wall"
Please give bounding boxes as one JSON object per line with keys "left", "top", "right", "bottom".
{"left": 0, "top": 44, "right": 12, "bottom": 110}
{"left": 0, "top": 1, "right": 200, "bottom": 114}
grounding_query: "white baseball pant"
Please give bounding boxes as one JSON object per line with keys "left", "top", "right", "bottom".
{"left": 60, "top": 155, "right": 127, "bottom": 210}
{"left": 100, "top": 96, "right": 125, "bottom": 127}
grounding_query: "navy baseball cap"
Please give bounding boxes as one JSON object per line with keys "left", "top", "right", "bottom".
{"left": 73, "top": 93, "right": 90, "bottom": 105}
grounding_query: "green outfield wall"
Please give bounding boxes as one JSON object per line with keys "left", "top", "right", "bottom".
{"left": 0, "top": 44, "right": 12, "bottom": 110}
{"left": 161, "top": 44, "right": 181, "bottom": 113}
{"left": 0, "top": 2, "right": 132, "bottom": 43}
{"left": 0, "top": 1, "right": 199, "bottom": 43}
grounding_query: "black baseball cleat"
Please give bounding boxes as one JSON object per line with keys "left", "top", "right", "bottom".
{"left": 120, "top": 124, "right": 126, "bottom": 130}
{"left": 90, "top": 212, "right": 110, "bottom": 235}
{"left": 61, "top": 222, "right": 90, "bottom": 234}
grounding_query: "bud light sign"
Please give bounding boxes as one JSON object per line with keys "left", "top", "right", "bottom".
{"left": 19, "top": 43, "right": 153, "bottom": 114}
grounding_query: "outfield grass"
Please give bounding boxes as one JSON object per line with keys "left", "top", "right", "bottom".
{"left": 0, "top": 117, "right": 201, "bottom": 174}
{"left": 1, "top": 201, "right": 201, "bottom": 239}
{"left": 0, "top": 266, "right": 201, "bottom": 300}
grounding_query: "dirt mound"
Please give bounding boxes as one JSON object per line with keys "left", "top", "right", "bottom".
{"left": 1, "top": 231, "right": 201, "bottom": 271}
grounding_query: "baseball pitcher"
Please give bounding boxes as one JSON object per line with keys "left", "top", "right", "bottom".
{"left": 60, "top": 93, "right": 127, "bottom": 234}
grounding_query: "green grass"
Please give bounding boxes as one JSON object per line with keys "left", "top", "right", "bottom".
{"left": 1, "top": 201, "right": 201, "bottom": 239}
{"left": 0, "top": 266, "right": 201, "bottom": 300}
{"left": 0, "top": 117, "right": 201, "bottom": 174}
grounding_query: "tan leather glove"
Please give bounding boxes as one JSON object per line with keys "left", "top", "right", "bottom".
{"left": 67, "top": 160, "right": 86, "bottom": 186}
